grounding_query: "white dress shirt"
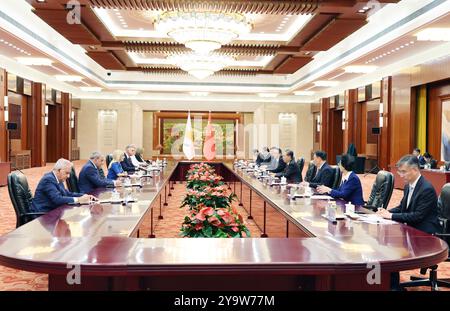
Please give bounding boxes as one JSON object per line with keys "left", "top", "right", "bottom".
{"left": 406, "top": 174, "right": 421, "bottom": 208}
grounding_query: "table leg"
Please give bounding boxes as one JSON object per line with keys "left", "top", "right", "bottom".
{"left": 248, "top": 189, "right": 253, "bottom": 219}
{"left": 164, "top": 185, "right": 168, "bottom": 206}
{"left": 159, "top": 194, "right": 164, "bottom": 220}
{"left": 239, "top": 181, "right": 243, "bottom": 206}
{"left": 261, "top": 201, "right": 268, "bottom": 238}
{"left": 149, "top": 208, "right": 155, "bottom": 238}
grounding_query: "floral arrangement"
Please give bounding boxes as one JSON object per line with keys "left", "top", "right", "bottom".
{"left": 180, "top": 163, "right": 250, "bottom": 238}
{"left": 186, "top": 163, "right": 224, "bottom": 190}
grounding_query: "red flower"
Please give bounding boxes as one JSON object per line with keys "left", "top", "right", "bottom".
{"left": 195, "top": 223, "right": 203, "bottom": 231}
{"left": 208, "top": 216, "right": 221, "bottom": 226}
{"left": 199, "top": 206, "right": 214, "bottom": 216}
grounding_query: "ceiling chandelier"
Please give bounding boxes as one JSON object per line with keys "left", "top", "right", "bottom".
{"left": 155, "top": 11, "right": 252, "bottom": 54}
{"left": 168, "top": 53, "right": 234, "bottom": 79}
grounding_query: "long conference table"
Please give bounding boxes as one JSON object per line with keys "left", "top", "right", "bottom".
{"left": 0, "top": 161, "right": 447, "bottom": 291}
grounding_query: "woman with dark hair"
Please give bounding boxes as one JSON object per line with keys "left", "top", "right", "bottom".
{"left": 317, "top": 154, "right": 364, "bottom": 205}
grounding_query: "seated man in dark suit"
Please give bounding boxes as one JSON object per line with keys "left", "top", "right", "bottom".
{"left": 255, "top": 147, "right": 271, "bottom": 166}
{"left": 121, "top": 144, "right": 139, "bottom": 173}
{"left": 423, "top": 152, "right": 437, "bottom": 169}
{"left": 273, "top": 150, "right": 301, "bottom": 183}
{"left": 301, "top": 150, "right": 334, "bottom": 188}
{"left": 413, "top": 147, "right": 426, "bottom": 167}
{"left": 377, "top": 154, "right": 441, "bottom": 233}
{"left": 136, "top": 147, "right": 150, "bottom": 164}
{"left": 78, "top": 151, "right": 121, "bottom": 193}
{"left": 377, "top": 154, "right": 441, "bottom": 290}
{"left": 267, "top": 147, "right": 286, "bottom": 173}
{"left": 31, "top": 158, "right": 96, "bottom": 213}
{"left": 317, "top": 154, "right": 364, "bottom": 205}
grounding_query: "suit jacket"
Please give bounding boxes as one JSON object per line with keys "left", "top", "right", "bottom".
{"left": 269, "top": 157, "right": 286, "bottom": 174}
{"left": 330, "top": 172, "right": 364, "bottom": 206}
{"left": 418, "top": 156, "right": 426, "bottom": 167}
{"left": 256, "top": 154, "right": 271, "bottom": 166}
{"left": 121, "top": 154, "right": 137, "bottom": 173}
{"left": 78, "top": 160, "right": 114, "bottom": 193}
{"left": 31, "top": 172, "right": 83, "bottom": 213}
{"left": 309, "top": 162, "right": 334, "bottom": 188}
{"left": 390, "top": 175, "right": 441, "bottom": 234}
{"left": 276, "top": 159, "right": 301, "bottom": 183}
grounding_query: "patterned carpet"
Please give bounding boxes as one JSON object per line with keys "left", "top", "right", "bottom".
{"left": 0, "top": 161, "right": 449, "bottom": 290}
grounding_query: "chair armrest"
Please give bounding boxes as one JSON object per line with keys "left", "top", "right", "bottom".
{"left": 23, "top": 212, "right": 46, "bottom": 217}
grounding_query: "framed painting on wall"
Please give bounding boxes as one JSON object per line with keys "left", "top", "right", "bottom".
{"left": 441, "top": 100, "right": 450, "bottom": 161}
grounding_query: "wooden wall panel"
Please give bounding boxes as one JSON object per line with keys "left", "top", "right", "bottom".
{"left": 0, "top": 69, "right": 6, "bottom": 162}
{"left": 379, "top": 77, "right": 391, "bottom": 170}
{"left": 61, "top": 93, "right": 72, "bottom": 160}
{"left": 31, "top": 83, "right": 46, "bottom": 167}
{"left": 343, "top": 89, "right": 357, "bottom": 153}
{"left": 389, "top": 74, "right": 414, "bottom": 167}
{"left": 319, "top": 98, "right": 329, "bottom": 152}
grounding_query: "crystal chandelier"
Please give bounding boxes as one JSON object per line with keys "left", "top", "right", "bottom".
{"left": 155, "top": 12, "right": 252, "bottom": 54}
{"left": 168, "top": 53, "right": 234, "bottom": 79}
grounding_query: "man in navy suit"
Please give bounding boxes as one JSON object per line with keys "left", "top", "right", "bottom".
{"left": 301, "top": 150, "right": 334, "bottom": 188}
{"left": 274, "top": 150, "right": 301, "bottom": 183}
{"left": 413, "top": 148, "right": 426, "bottom": 168}
{"left": 377, "top": 154, "right": 441, "bottom": 234}
{"left": 121, "top": 144, "right": 139, "bottom": 173}
{"left": 78, "top": 151, "right": 121, "bottom": 193}
{"left": 31, "top": 159, "right": 96, "bottom": 213}
{"left": 317, "top": 154, "right": 364, "bottom": 205}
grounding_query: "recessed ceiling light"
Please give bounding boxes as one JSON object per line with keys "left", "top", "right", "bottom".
{"left": 416, "top": 28, "right": 450, "bottom": 41}
{"left": 36, "top": 0, "right": 46, "bottom": 2}
{"left": 362, "top": 6, "right": 369, "bottom": 10}
{"left": 80, "top": 87, "right": 102, "bottom": 92}
{"left": 16, "top": 57, "right": 52, "bottom": 66}
{"left": 358, "top": 9, "right": 365, "bottom": 13}
{"left": 258, "top": 93, "right": 279, "bottom": 98}
{"left": 118, "top": 90, "right": 140, "bottom": 95}
{"left": 55, "top": 75, "right": 83, "bottom": 82}
{"left": 294, "top": 91, "right": 315, "bottom": 96}
{"left": 313, "top": 81, "right": 339, "bottom": 87}
{"left": 260, "top": 32, "right": 265, "bottom": 34}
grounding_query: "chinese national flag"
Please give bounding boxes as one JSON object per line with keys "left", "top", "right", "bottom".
{"left": 203, "top": 112, "right": 216, "bottom": 160}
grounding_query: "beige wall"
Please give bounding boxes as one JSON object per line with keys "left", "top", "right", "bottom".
{"left": 252, "top": 103, "right": 313, "bottom": 161}
{"left": 78, "top": 99, "right": 313, "bottom": 161}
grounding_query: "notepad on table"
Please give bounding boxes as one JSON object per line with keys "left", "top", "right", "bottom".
{"left": 310, "top": 195, "right": 333, "bottom": 200}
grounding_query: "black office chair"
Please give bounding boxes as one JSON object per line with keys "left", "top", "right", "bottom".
{"left": 366, "top": 170, "right": 394, "bottom": 210}
{"left": 296, "top": 158, "right": 305, "bottom": 183}
{"left": 400, "top": 183, "right": 450, "bottom": 291}
{"left": 7, "top": 172, "right": 45, "bottom": 228}
{"left": 430, "top": 159, "right": 438, "bottom": 169}
{"left": 305, "top": 162, "right": 316, "bottom": 182}
{"left": 66, "top": 167, "right": 80, "bottom": 193}
{"left": 106, "top": 154, "right": 113, "bottom": 168}
{"left": 330, "top": 165, "right": 342, "bottom": 189}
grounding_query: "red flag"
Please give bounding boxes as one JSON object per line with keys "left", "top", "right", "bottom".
{"left": 203, "top": 112, "right": 216, "bottom": 160}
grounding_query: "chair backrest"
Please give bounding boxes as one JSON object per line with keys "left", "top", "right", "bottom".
{"left": 66, "top": 167, "right": 80, "bottom": 193}
{"left": 305, "top": 162, "right": 316, "bottom": 182}
{"left": 438, "top": 184, "right": 450, "bottom": 242}
{"left": 366, "top": 170, "right": 394, "bottom": 209}
{"left": 430, "top": 159, "right": 438, "bottom": 169}
{"left": 331, "top": 165, "right": 342, "bottom": 189}
{"left": 106, "top": 154, "right": 113, "bottom": 168}
{"left": 296, "top": 158, "right": 305, "bottom": 183}
{"left": 7, "top": 172, "right": 34, "bottom": 228}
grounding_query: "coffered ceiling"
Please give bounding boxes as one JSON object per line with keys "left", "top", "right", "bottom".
{"left": 27, "top": 0, "right": 399, "bottom": 77}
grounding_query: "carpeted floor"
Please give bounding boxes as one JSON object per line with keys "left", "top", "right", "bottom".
{"left": 0, "top": 161, "right": 448, "bottom": 291}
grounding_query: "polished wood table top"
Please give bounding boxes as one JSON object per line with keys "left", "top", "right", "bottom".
{"left": 0, "top": 161, "right": 447, "bottom": 277}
